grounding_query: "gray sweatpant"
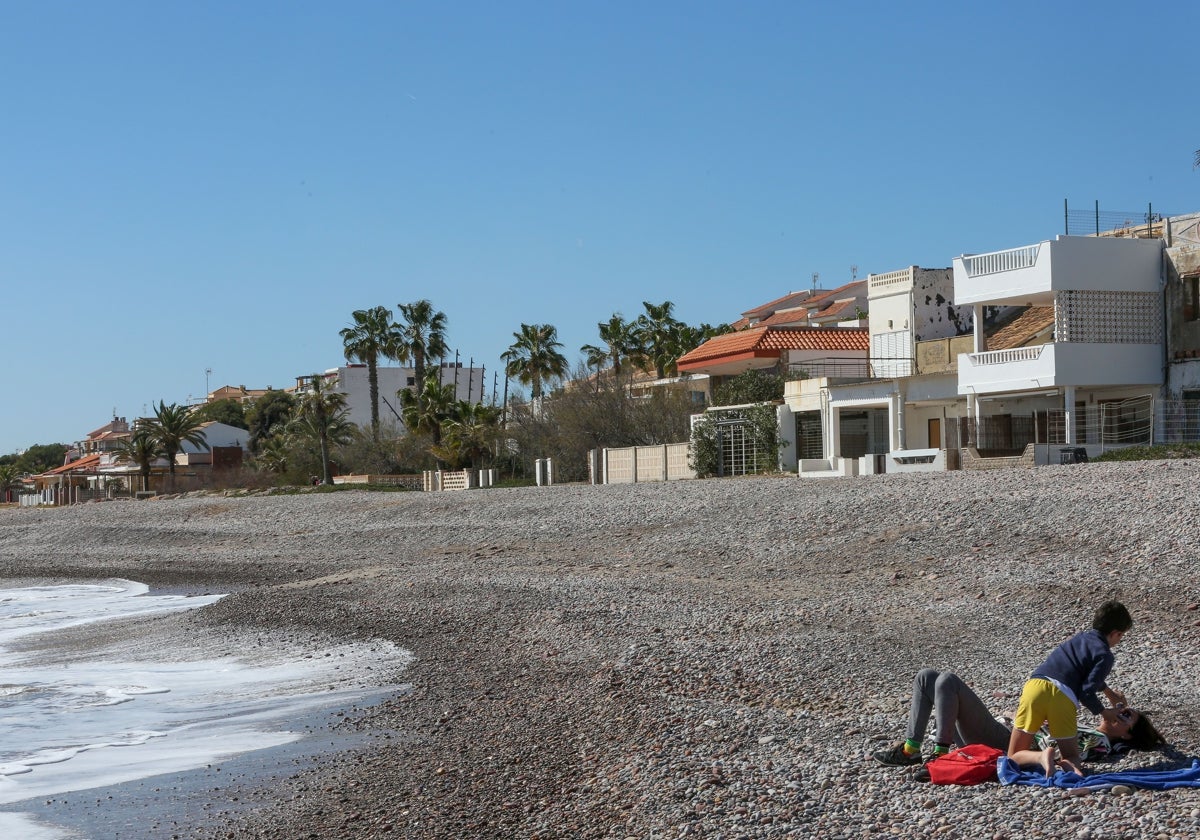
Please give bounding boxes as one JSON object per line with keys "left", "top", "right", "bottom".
{"left": 905, "top": 668, "right": 1011, "bottom": 750}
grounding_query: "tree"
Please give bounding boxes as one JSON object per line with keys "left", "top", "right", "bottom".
{"left": 113, "top": 427, "right": 164, "bottom": 492}
{"left": 14, "top": 443, "right": 69, "bottom": 475}
{"left": 503, "top": 323, "right": 569, "bottom": 400}
{"left": 144, "top": 401, "right": 210, "bottom": 489}
{"left": 340, "top": 306, "right": 400, "bottom": 440}
{"left": 0, "top": 463, "right": 20, "bottom": 502}
{"left": 293, "top": 374, "right": 354, "bottom": 485}
{"left": 395, "top": 300, "right": 448, "bottom": 408}
{"left": 246, "top": 390, "right": 296, "bottom": 453}
{"left": 634, "top": 300, "right": 685, "bottom": 378}
{"left": 597, "top": 313, "right": 636, "bottom": 378}
{"left": 433, "top": 401, "right": 502, "bottom": 469}
{"left": 713, "top": 369, "right": 785, "bottom": 406}
{"left": 580, "top": 343, "right": 609, "bottom": 391}
{"left": 399, "top": 374, "right": 456, "bottom": 447}
{"left": 198, "top": 398, "right": 248, "bottom": 430}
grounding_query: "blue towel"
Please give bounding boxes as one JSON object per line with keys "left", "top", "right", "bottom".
{"left": 998, "top": 756, "right": 1200, "bottom": 790}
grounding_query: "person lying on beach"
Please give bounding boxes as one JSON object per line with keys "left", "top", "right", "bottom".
{"left": 871, "top": 668, "right": 1164, "bottom": 776}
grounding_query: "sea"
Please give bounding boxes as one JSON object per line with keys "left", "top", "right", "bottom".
{"left": 0, "top": 579, "right": 410, "bottom": 839}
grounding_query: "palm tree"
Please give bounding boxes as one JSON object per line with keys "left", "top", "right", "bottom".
{"left": 597, "top": 313, "right": 635, "bottom": 377}
{"left": 340, "top": 306, "right": 400, "bottom": 440}
{"left": 253, "top": 434, "right": 291, "bottom": 475}
{"left": 400, "top": 374, "right": 457, "bottom": 446}
{"left": 395, "top": 300, "right": 449, "bottom": 407}
{"left": 0, "top": 463, "right": 20, "bottom": 503}
{"left": 294, "top": 374, "right": 354, "bottom": 485}
{"left": 635, "top": 300, "right": 685, "bottom": 379}
{"left": 144, "top": 401, "right": 210, "bottom": 489}
{"left": 434, "top": 401, "right": 502, "bottom": 468}
{"left": 503, "top": 323, "right": 569, "bottom": 400}
{"left": 580, "top": 343, "right": 609, "bottom": 391}
{"left": 113, "top": 427, "right": 164, "bottom": 493}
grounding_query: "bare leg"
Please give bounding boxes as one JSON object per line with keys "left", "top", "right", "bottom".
{"left": 1007, "top": 728, "right": 1055, "bottom": 777}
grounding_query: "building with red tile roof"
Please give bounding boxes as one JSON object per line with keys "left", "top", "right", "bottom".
{"left": 677, "top": 325, "right": 869, "bottom": 379}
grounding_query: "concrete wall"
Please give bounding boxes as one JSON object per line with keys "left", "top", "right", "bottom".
{"left": 597, "top": 444, "right": 695, "bottom": 484}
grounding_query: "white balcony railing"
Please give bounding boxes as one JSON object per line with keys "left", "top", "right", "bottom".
{"left": 968, "top": 346, "right": 1044, "bottom": 366}
{"left": 960, "top": 245, "right": 1040, "bottom": 278}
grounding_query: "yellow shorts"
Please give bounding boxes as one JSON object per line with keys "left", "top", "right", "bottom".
{"left": 1014, "top": 678, "right": 1078, "bottom": 740}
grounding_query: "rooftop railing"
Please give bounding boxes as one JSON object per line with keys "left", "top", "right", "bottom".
{"left": 960, "top": 244, "right": 1040, "bottom": 278}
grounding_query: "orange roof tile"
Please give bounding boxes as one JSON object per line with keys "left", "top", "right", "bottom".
{"left": 741, "top": 290, "right": 822, "bottom": 320}
{"left": 677, "top": 325, "right": 869, "bottom": 370}
{"left": 803, "top": 280, "right": 867, "bottom": 311}
{"left": 41, "top": 453, "right": 102, "bottom": 475}
{"left": 811, "top": 297, "right": 862, "bottom": 321}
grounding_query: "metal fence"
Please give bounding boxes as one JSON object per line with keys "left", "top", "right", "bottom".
{"left": 963, "top": 398, "right": 1200, "bottom": 453}
{"left": 1063, "top": 200, "right": 1170, "bottom": 238}
{"left": 788, "top": 356, "right": 914, "bottom": 381}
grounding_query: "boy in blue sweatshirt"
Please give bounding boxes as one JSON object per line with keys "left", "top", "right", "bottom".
{"left": 1008, "top": 601, "right": 1132, "bottom": 776}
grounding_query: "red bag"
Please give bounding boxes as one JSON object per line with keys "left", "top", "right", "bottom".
{"left": 925, "top": 744, "right": 1004, "bottom": 785}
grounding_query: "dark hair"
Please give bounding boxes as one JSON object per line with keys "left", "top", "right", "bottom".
{"left": 1093, "top": 601, "right": 1133, "bottom": 635}
{"left": 1124, "top": 712, "right": 1165, "bottom": 751}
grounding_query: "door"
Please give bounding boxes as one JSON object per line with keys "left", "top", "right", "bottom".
{"left": 927, "top": 418, "right": 942, "bottom": 450}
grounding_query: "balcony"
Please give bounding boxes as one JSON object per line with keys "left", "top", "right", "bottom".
{"left": 958, "top": 341, "right": 1163, "bottom": 395}
{"left": 953, "top": 235, "right": 1162, "bottom": 307}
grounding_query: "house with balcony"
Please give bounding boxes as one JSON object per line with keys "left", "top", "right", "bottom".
{"left": 786, "top": 266, "right": 981, "bottom": 476}
{"left": 953, "top": 234, "right": 1165, "bottom": 462}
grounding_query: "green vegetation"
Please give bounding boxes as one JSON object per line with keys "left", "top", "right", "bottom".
{"left": 713, "top": 370, "right": 785, "bottom": 406}
{"left": 689, "top": 403, "right": 782, "bottom": 478}
{"left": 16, "top": 294, "right": 737, "bottom": 493}
{"left": 503, "top": 323, "right": 569, "bottom": 400}
{"left": 340, "top": 305, "right": 401, "bottom": 440}
{"left": 143, "top": 401, "right": 210, "bottom": 489}
{"left": 1092, "top": 443, "right": 1200, "bottom": 461}
{"left": 198, "top": 398, "right": 248, "bottom": 429}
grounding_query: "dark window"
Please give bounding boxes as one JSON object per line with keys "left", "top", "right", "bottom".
{"left": 1186, "top": 276, "right": 1199, "bottom": 322}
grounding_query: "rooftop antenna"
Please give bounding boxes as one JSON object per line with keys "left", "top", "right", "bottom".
{"left": 205, "top": 367, "right": 212, "bottom": 396}
{"left": 811, "top": 272, "right": 819, "bottom": 292}
{"left": 850, "top": 265, "right": 858, "bottom": 280}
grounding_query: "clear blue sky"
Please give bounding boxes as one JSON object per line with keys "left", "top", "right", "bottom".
{"left": 4, "top": 1, "right": 1198, "bottom": 454}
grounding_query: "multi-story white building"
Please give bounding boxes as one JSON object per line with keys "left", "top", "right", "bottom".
{"left": 296, "top": 363, "right": 489, "bottom": 431}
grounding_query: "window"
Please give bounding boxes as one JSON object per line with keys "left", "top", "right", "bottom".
{"left": 1186, "top": 275, "right": 1200, "bottom": 322}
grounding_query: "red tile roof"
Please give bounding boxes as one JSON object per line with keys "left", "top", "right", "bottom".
{"left": 811, "top": 297, "right": 862, "bottom": 321}
{"left": 741, "top": 290, "right": 823, "bottom": 320}
{"left": 988, "top": 306, "right": 1055, "bottom": 350}
{"left": 677, "top": 325, "right": 869, "bottom": 370}
{"left": 41, "top": 453, "right": 102, "bottom": 475}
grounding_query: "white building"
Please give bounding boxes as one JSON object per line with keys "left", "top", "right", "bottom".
{"left": 298, "top": 363, "right": 489, "bottom": 431}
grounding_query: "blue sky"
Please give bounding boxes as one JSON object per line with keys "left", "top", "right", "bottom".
{"left": 3, "top": 1, "right": 1198, "bottom": 454}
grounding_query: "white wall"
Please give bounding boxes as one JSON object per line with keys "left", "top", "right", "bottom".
{"left": 329, "top": 364, "right": 488, "bottom": 430}
{"left": 184, "top": 422, "right": 249, "bottom": 452}
{"left": 955, "top": 236, "right": 1162, "bottom": 306}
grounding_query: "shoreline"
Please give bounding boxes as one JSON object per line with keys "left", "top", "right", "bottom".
{"left": 3, "top": 466, "right": 1199, "bottom": 838}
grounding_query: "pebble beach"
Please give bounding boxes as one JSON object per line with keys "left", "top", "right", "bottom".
{"left": 2, "top": 461, "right": 1199, "bottom": 839}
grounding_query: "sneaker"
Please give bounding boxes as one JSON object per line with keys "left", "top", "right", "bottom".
{"left": 872, "top": 743, "right": 923, "bottom": 767}
{"left": 913, "top": 765, "right": 932, "bottom": 783}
